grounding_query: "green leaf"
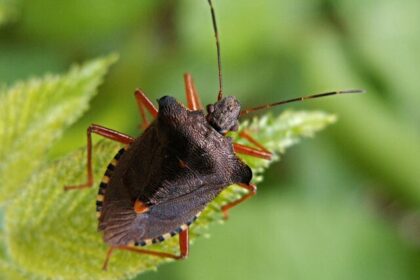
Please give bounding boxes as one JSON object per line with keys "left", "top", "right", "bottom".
{"left": 0, "top": 54, "right": 118, "bottom": 204}
{"left": 4, "top": 110, "right": 335, "bottom": 279}
{"left": 0, "top": 259, "right": 41, "bottom": 280}
{"left": 0, "top": 224, "right": 42, "bottom": 280}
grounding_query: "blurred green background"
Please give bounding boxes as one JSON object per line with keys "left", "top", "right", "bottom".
{"left": 1, "top": 0, "right": 420, "bottom": 279}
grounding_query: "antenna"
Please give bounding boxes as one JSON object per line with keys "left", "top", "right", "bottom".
{"left": 207, "top": 0, "right": 223, "bottom": 101}
{"left": 240, "top": 89, "right": 365, "bottom": 116}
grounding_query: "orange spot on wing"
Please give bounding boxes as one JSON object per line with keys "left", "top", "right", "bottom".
{"left": 134, "top": 200, "right": 149, "bottom": 214}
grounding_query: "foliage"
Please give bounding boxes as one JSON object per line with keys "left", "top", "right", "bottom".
{"left": 0, "top": 54, "right": 117, "bottom": 278}
{"left": 0, "top": 54, "right": 117, "bottom": 204}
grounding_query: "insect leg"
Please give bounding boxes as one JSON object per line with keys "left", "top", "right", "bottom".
{"left": 178, "top": 228, "right": 189, "bottom": 259}
{"left": 239, "top": 130, "right": 271, "bottom": 153}
{"left": 233, "top": 130, "right": 272, "bottom": 160}
{"left": 233, "top": 143, "right": 272, "bottom": 160}
{"left": 184, "top": 73, "right": 203, "bottom": 110}
{"left": 102, "top": 229, "right": 189, "bottom": 270}
{"left": 64, "top": 124, "right": 134, "bottom": 191}
{"left": 134, "top": 89, "right": 158, "bottom": 129}
{"left": 221, "top": 183, "right": 257, "bottom": 220}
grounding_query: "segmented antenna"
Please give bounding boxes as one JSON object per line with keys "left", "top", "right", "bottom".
{"left": 207, "top": 0, "right": 223, "bottom": 101}
{"left": 240, "top": 89, "right": 365, "bottom": 116}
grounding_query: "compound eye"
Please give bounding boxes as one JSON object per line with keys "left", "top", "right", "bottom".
{"left": 207, "top": 104, "right": 215, "bottom": 114}
{"left": 231, "top": 121, "right": 239, "bottom": 131}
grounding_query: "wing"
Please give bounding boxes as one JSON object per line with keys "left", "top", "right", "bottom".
{"left": 99, "top": 183, "right": 224, "bottom": 246}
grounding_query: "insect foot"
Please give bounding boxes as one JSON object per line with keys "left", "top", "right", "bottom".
{"left": 221, "top": 183, "right": 257, "bottom": 220}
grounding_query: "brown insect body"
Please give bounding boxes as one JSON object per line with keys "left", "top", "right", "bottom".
{"left": 98, "top": 96, "right": 251, "bottom": 246}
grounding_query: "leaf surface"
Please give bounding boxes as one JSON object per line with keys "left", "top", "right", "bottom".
{"left": 0, "top": 54, "right": 118, "bottom": 203}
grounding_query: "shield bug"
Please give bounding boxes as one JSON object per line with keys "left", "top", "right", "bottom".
{"left": 65, "top": 0, "right": 364, "bottom": 270}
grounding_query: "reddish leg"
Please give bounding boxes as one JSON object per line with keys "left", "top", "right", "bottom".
{"left": 64, "top": 124, "right": 134, "bottom": 191}
{"left": 134, "top": 89, "right": 158, "bottom": 129}
{"left": 233, "top": 143, "right": 272, "bottom": 160}
{"left": 221, "top": 183, "right": 257, "bottom": 220}
{"left": 233, "top": 130, "right": 272, "bottom": 160}
{"left": 102, "top": 229, "right": 189, "bottom": 270}
{"left": 184, "top": 73, "right": 203, "bottom": 110}
{"left": 239, "top": 130, "right": 270, "bottom": 153}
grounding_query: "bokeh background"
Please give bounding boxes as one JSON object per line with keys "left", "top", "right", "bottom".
{"left": 1, "top": 0, "right": 420, "bottom": 279}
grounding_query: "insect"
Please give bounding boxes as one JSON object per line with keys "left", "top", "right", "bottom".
{"left": 65, "top": 0, "right": 363, "bottom": 270}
